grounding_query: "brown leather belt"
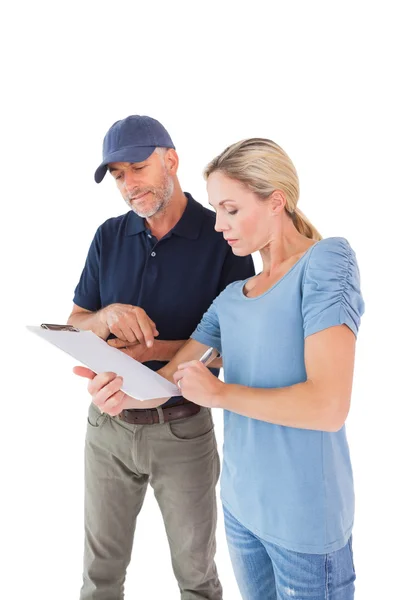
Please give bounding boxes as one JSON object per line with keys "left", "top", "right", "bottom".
{"left": 118, "top": 399, "right": 200, "bottom": 425}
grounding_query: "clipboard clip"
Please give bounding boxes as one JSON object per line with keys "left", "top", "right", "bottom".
{"left": 41, "top": 323, "right": 80, "bottom": 332}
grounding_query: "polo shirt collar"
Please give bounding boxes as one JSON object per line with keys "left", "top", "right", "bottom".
{"left": 125, "top": 192, "right": 204, "bottom": 239}
{"left": 170, "top": 193, "right": 204, "bottom": 240}
{"left": 125, "top": 211, "right": 146, "bottom": 236}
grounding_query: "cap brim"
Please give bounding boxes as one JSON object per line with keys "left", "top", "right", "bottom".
{"left": 94, "top": 146, "right": 156, "bottom": 183}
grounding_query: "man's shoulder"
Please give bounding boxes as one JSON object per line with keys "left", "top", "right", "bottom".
{"left": 193, "top": 199, "right": 216, "bottom": 221}
{"left": 187, "top": 194, "right": 222, "bottom": 238}
{"left": 95, "top": 212, "right": 133, "bottom": 239}
{"left": 198, "top": 209, "right": 225, "bottom": 244}
{"left": 97, "top": 211, "right": 131, "bottom": 231}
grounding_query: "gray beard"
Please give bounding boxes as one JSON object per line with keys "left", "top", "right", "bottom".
{"left": 125, "top": 176, "right": 174, "bottom": 218}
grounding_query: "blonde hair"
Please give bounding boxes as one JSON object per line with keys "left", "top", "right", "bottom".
{"left": 204, "top": 138, "right": 322, "bottom": 241}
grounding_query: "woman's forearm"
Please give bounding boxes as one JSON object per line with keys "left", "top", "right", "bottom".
{"left": 217, "top": 380, "right": 346, "bottom": 432}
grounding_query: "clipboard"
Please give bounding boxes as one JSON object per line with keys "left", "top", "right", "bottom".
{"left": 27, "top": 324, "right": 181, "bottom": 401}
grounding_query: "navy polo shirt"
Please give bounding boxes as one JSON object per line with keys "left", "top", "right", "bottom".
{"left": 73, "top": 193, "right": 255, "bottom": 406}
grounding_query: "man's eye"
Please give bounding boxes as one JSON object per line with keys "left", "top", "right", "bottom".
{"left": 134, "top": 166, "right": 145, "bottom": 171}
{"left": 115, "top": 174, "right": 123, "bottom": 180}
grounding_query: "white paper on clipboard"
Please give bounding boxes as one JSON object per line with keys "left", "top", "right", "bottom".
{"left": 27, "top": 325, "right": 181, "bottom": 401}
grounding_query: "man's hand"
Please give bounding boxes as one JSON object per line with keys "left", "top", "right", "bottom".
{"left": 100, "top": 304, "right": 159, "bottom": 347}
{"left": 108, "top": 337, "right": 189, "bottom": 363}
{"left": 107, "top": 338, "right": 155, "bottom": 363}
{"left": 73, "top": 366, "right": 131, "bottom": 415}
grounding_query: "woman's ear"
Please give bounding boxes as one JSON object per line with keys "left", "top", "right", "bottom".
{"left": 269, "top": 191, "right": 286, "bottom": 215}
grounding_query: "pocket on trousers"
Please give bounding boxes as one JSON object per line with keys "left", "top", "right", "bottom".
{"left": 168, "top": 407, "right": 215, "bottom": 442}
{"left": 87, "top": 402, "right": 108, "bottom": 429}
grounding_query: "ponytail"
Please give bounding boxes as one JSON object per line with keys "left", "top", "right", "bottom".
{"left": 290, "top": 207, "right": 322, "bottom": 241}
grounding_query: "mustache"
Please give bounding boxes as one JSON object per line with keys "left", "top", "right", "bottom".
{"left": 126, "top": 187, "right": 153, "bottom": 199}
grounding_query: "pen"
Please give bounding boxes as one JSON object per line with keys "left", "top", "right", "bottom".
{"left": 198, "top": 346, "right": 215, "bottom": 365}
{"left": 177, "top": 347, "right": 218, "bottom": 390}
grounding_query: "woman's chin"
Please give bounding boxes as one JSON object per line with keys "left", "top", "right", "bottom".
{"left": 231, "top": 245, "right": 251, "bottom": 257}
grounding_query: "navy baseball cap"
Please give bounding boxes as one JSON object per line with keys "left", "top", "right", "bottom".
{"left": 94, "top": 115, "right": 175, "bottom": 183}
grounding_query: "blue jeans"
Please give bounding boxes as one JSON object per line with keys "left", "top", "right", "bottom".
{"left": 223, "top": 506, "right": 355, "bottom": 600}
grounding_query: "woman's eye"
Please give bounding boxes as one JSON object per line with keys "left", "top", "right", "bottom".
{"left": 227, "top": 209, "right": 238, "bottom": 215}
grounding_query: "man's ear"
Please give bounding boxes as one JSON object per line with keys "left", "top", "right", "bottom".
{"left": 165, "top": 148, "right": 179, "bottom": 176}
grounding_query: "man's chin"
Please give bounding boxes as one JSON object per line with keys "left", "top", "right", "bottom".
{"left": 132, "top": 208, "right": 158, "bottom": 218}
{"left": 130, "top": 203, "right": 162, "bottom": 219}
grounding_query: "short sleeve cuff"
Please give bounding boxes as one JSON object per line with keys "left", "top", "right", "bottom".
{"left": 191, "top": 330, "right": 222, "bottom": 354}
{"left": 304, "top": 304, "right": 359, "bottom": 339}
{"left": 72, "top": 294, "right": 101, "bottom": 313}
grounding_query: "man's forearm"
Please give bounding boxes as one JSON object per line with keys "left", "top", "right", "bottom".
{"left": 124, "top": 339, "right": 223, "bottom": 409}
{"left": 67, "top": 310, "right": 109, "bottom": 339}
{"left": 119, "top": 341, "right": 190, "bottom": 410}
{"left": 152, "top": 339, "right": 188, "bottom": 361}
{"left": 158, "top": 339, "right": 221, "bottom": 383}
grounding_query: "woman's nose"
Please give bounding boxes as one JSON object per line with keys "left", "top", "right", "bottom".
{"left": 215, "top": 214, "right": 229, "bottom": 232}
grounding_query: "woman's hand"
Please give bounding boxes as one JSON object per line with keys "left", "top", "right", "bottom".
{"left": 173, "top": 361, "right": 226, "bottom": 408}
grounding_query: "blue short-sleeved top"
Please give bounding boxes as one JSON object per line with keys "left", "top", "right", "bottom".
{"left": 192, "top": 237, "right": 365, "bottom": 553}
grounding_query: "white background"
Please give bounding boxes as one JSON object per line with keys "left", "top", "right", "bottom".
{"left": 1, "top": 1, "right": 399, "bottom": 598}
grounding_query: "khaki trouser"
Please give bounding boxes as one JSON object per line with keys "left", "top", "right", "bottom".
{"left": 80, "top": 402, "right": 222, "bottom": 600}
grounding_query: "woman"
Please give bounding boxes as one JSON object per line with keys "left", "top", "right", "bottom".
{"left": 76, "top": 138, "right": 364, "bottom": 599}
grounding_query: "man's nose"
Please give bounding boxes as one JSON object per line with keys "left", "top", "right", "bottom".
{"left": 124, "top": 170, "right": 140, "bottom": 191}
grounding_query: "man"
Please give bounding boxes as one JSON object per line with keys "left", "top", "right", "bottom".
{"left": 68, "top": 115, "right": 255, "bottom": 600}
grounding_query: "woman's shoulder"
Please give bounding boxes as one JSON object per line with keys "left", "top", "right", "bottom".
{"left": 305, "top": 236, "right": 358, "bottom": 271}
{"left": 211, "top": 278, "right": 252, "bottom": 310}
{"left": 308, "top": 236, "right": 353, "bottom": 258}
{"left": 303, "top": 236, "right": 362, "bottom": 293}
{"left": 302, "top": 237, "right": 365, "bottom": 334}
{"left": 218, "top": 278, "right": 248, "bottom": 298}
